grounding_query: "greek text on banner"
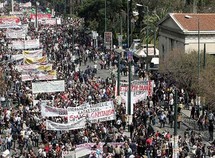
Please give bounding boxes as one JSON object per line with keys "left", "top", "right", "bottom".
{"left": 32, "top": 80, "right": 65, "bottom": 93}
{"left": 41, "top": 103, "right": 67, "bottom": 117}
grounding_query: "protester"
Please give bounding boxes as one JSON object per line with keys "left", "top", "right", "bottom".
{"left": 0, "top": 2, "right": 214, "bottom": 158}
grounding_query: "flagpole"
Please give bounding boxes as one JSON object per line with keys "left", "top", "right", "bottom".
{"left": 11, "top": 0, "right": 14, "bottom": 13}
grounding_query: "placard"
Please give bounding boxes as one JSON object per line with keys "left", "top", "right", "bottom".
{"left": 41, "top": 103, "right": 67, "bottom": 117}
{"left": 21, "top": 70, "right": 57, "bottom": 81}
{"left": 46, "top": 119, "right": 86, "bottom": 131}
{"left": 104, "top": 32, "right": 112, "bottom": 50}
{"left": 32, "top": 80, "right": 65, "bottom": 93}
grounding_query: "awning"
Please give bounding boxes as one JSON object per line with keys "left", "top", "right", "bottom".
{"left": 151, "top": 57, "right": 159, "bottom": 65}
{"left": 134, "top": 47, "right": 159, "bottom": 57}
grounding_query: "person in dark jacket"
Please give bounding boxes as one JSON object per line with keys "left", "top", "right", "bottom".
{"left": 209, "top": 122, "right": 214, "bottom": 141}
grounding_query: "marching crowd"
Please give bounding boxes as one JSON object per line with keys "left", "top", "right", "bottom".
{"left": 0, "top": 3, "right": 214, "bottom": 158}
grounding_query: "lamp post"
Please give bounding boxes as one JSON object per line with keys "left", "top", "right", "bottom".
{"left": 117, "top": 52, "right": 121, "bottom": 96}
{"left": 105, "top": 0, "right": 107, "bottom": 32}
{"left": 136, "top": 4, "right": 149, "bottom": 71}
{"left": 173, "top": 89, "right": 178, "bottom": 158}
{"left": 11, "top": 0, "right": 14, "bottom": 13}
{"left": 35, "top": 1, "right": 38, "bottom": 30}
{"left": 127, "top": 51, "right": 133, "bottom": 124}
{"left": 185, "top": 15, "right": 200, "bottom": 81}
{"left": 127, "top": 0, "right": 130, "bottom": 48}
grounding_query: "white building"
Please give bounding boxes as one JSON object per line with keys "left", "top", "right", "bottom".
{"left": 158, "top": 13, "right": 215, "bottom": 57}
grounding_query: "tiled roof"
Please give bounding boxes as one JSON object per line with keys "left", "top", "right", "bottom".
{"left": 172, "top": 13, "right": 215, "bottom": 31}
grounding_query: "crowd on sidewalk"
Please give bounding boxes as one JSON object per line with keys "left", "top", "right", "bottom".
{"left": 0, "top": 2, "right": 214, "bottom": 158}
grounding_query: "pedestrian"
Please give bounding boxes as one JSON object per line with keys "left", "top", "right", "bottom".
{"left": 6, "top": 134, "right": 12, "bottom": 151}
{"left": 168, "top": 110, "right": 174, "bottom": 128}
{"left": 177, "top": 113, "right": 182, "bottom": 129}
{"left": 159, "top": 112, "right": 166, "bottom": 128}
{"left": 208, "top": 122, "right": 214, "bottom": 141}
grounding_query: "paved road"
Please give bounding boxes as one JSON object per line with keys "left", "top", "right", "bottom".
{"left": 6, "top": 58, "right": 213, "bottom": 157}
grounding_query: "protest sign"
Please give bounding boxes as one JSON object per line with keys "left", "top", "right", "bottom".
{"left": 6, "top": 28, "right": 26, "bottom": 39}
{"left": 21, "top": 2, "right": 32, "bottom": 8}
{"left": 24, "top": 56, "right": 47, "bottom": 65}
{"left": 118, "top": 80, "right": 154, "bottom": 104}
{"left": 33, "top": 100, "right": 53, "bottom": 106}
{"left": 24, "top": 39, "right": 40, "bottom": 49}
{"left": 88, "top": 101, "right": 116, "bottom": 123}
{"left": 11, "top": 54, "right": 24, "bottom": 61}
{"left": 104, "top": 32, "right": 112, "bottom": 50}
{"left": 46, "top": 118, "right": 86, "bottom": 131}
{"left": 16, "top": 64, "right": 52, "bottom": 72}
{"left": 30, "top": 14, "right": 51, "bottom": 20}
{"left": 0, "top": 16, "right": 20, "bottom": 25}
{"left": 11, "top": 40, "right": 24, "bottom": 49}
{"left": 23, "top": 49, "right": 43, "bottom": 58}
{"left": 21, "top": 70, "right": 57, "bottom": 81}
{"left": 40, "top": 19, "right": 56, "bottom": 25}
{"left": 0, "top": 3, "right": 3, "bottom": 8}
{"left": 67, "top": 103, "right": 89, "bottom": 123}
{"left": 41, "top": 103, "right": 67, "bottom": 117}
{"left": 67, "top": 101, "right": 116, "bottom": 124}
{"left": 32, "top": 80, "right": 65, "bottom": 93}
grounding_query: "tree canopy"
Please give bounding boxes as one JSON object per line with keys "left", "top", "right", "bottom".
{"left": 159, "top": 49, "right": 215, "bottom": 110}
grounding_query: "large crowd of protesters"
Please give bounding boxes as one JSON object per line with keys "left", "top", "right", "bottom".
{"left": 0, "top": 2, "right": 214, "bottom": 158}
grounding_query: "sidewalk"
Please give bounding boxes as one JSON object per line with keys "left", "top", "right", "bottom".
{"left": 181, "top": 109, "right": 214, "bottom": 144}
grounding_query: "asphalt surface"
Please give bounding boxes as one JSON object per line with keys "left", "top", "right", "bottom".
{"left": 4, "top": 58, "right": 213, "bottom": 157}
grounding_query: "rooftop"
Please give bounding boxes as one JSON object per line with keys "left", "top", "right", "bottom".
{"left": 172, "top": 13, "right": 215, "bottom": 31}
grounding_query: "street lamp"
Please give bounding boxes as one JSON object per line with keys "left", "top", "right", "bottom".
{"left": 173, "top": 89, "right": 179, "bottom": 158}
{"left": 127, "top": 50, "right": 133, "bottom": 125}
{"left": 185, "top": 15, "right": 200, "bottom": 81}
{"left": 34, "top": 0, "right": 38, "bottom": 30}
{"left": 105, "top": 0, "right": 107, "bottom": 32}
{"left": 127, "top": 0, "right": 130, "bottom": 48}
{"left": 11, "top": 0, "right": 14, "bottom": 13}
{"left": 136, "top": 3, "right": 149, "bottom": 71}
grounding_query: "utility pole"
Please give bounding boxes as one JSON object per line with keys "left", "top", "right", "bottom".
{"left": 35, "top": 1, "right": 38, "bottom": 30}
{"left": 203, "top": 43, "right": 206, "bottom": 69}
{"left": 127, "top": 0, "right": 130, "bottom": 48}
{"left": 105, "top": 0, "right": 107, "bottom": 32}
{"left": 146, "top": 6, "right": 149, "bottom": 71}
{"left": 64, "top": 0, "right": 67, "bottom": 15}
{"left": 154, "top": 27, "right": 156, "bottom": 56}
{"left": 11, "top": 0, "right": 14, "bottom": 13}
{"left": 173, "top": 89, "right": 178, "bottom": 158}
{"left": 127, "top": 51, "right": 133, "bottom": 125}
{"left": 193, "top": 0, "right": 197, "bottom": 13}
{"left": 117, "top": 53, "right": 120, "bottom": 96}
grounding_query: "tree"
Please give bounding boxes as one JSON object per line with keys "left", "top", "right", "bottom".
{"left": 159, "top": 49, "right": 198, "bottom": 91}
{"left": 77, "top": 0, "right": 125, "bottom": 43}
{"left": 159, "top": 49, "right": 215, "bottom": 111}
{"left": 198, "top": 55, "right": 215, "bottom": 110}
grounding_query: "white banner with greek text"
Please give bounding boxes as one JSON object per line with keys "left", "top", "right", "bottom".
{"left": 67, "top": 103, "right": 89, "bottom": 123}
{"left": 67, "top": 101, "right": 116, "bottom": 124}
{"left": 117, "top": 80, "right": 154, "bottom": 103}
{"left": 41, "top": 103, "right": 67, "bottom": 117}
{"left": 46, "top": 118, "right": 86, "bottom": 131}
{"left": 16, "top": 64, "right": 52, "bottom": 72}
{"left": 6, "top": 28, "right": 26, "bottom": 39}
{"left": 33, "top": 100, "right": 53, "bottom": 106}
{"left": 88, "top": 101, "right": 116, "bottom": 123}
{"left": 21, "top": 70, "right": 57, "bottom": 81}
{"left": 32, "top": 80, "right": 65, "bottom": 93}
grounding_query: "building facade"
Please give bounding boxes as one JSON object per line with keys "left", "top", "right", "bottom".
{"left": 158, "top": 13, "right": 215, "bottom": 58}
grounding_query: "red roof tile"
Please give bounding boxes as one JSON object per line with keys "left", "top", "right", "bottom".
{"left": 172, "top": 13, "right": 215, "bottom": 31}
